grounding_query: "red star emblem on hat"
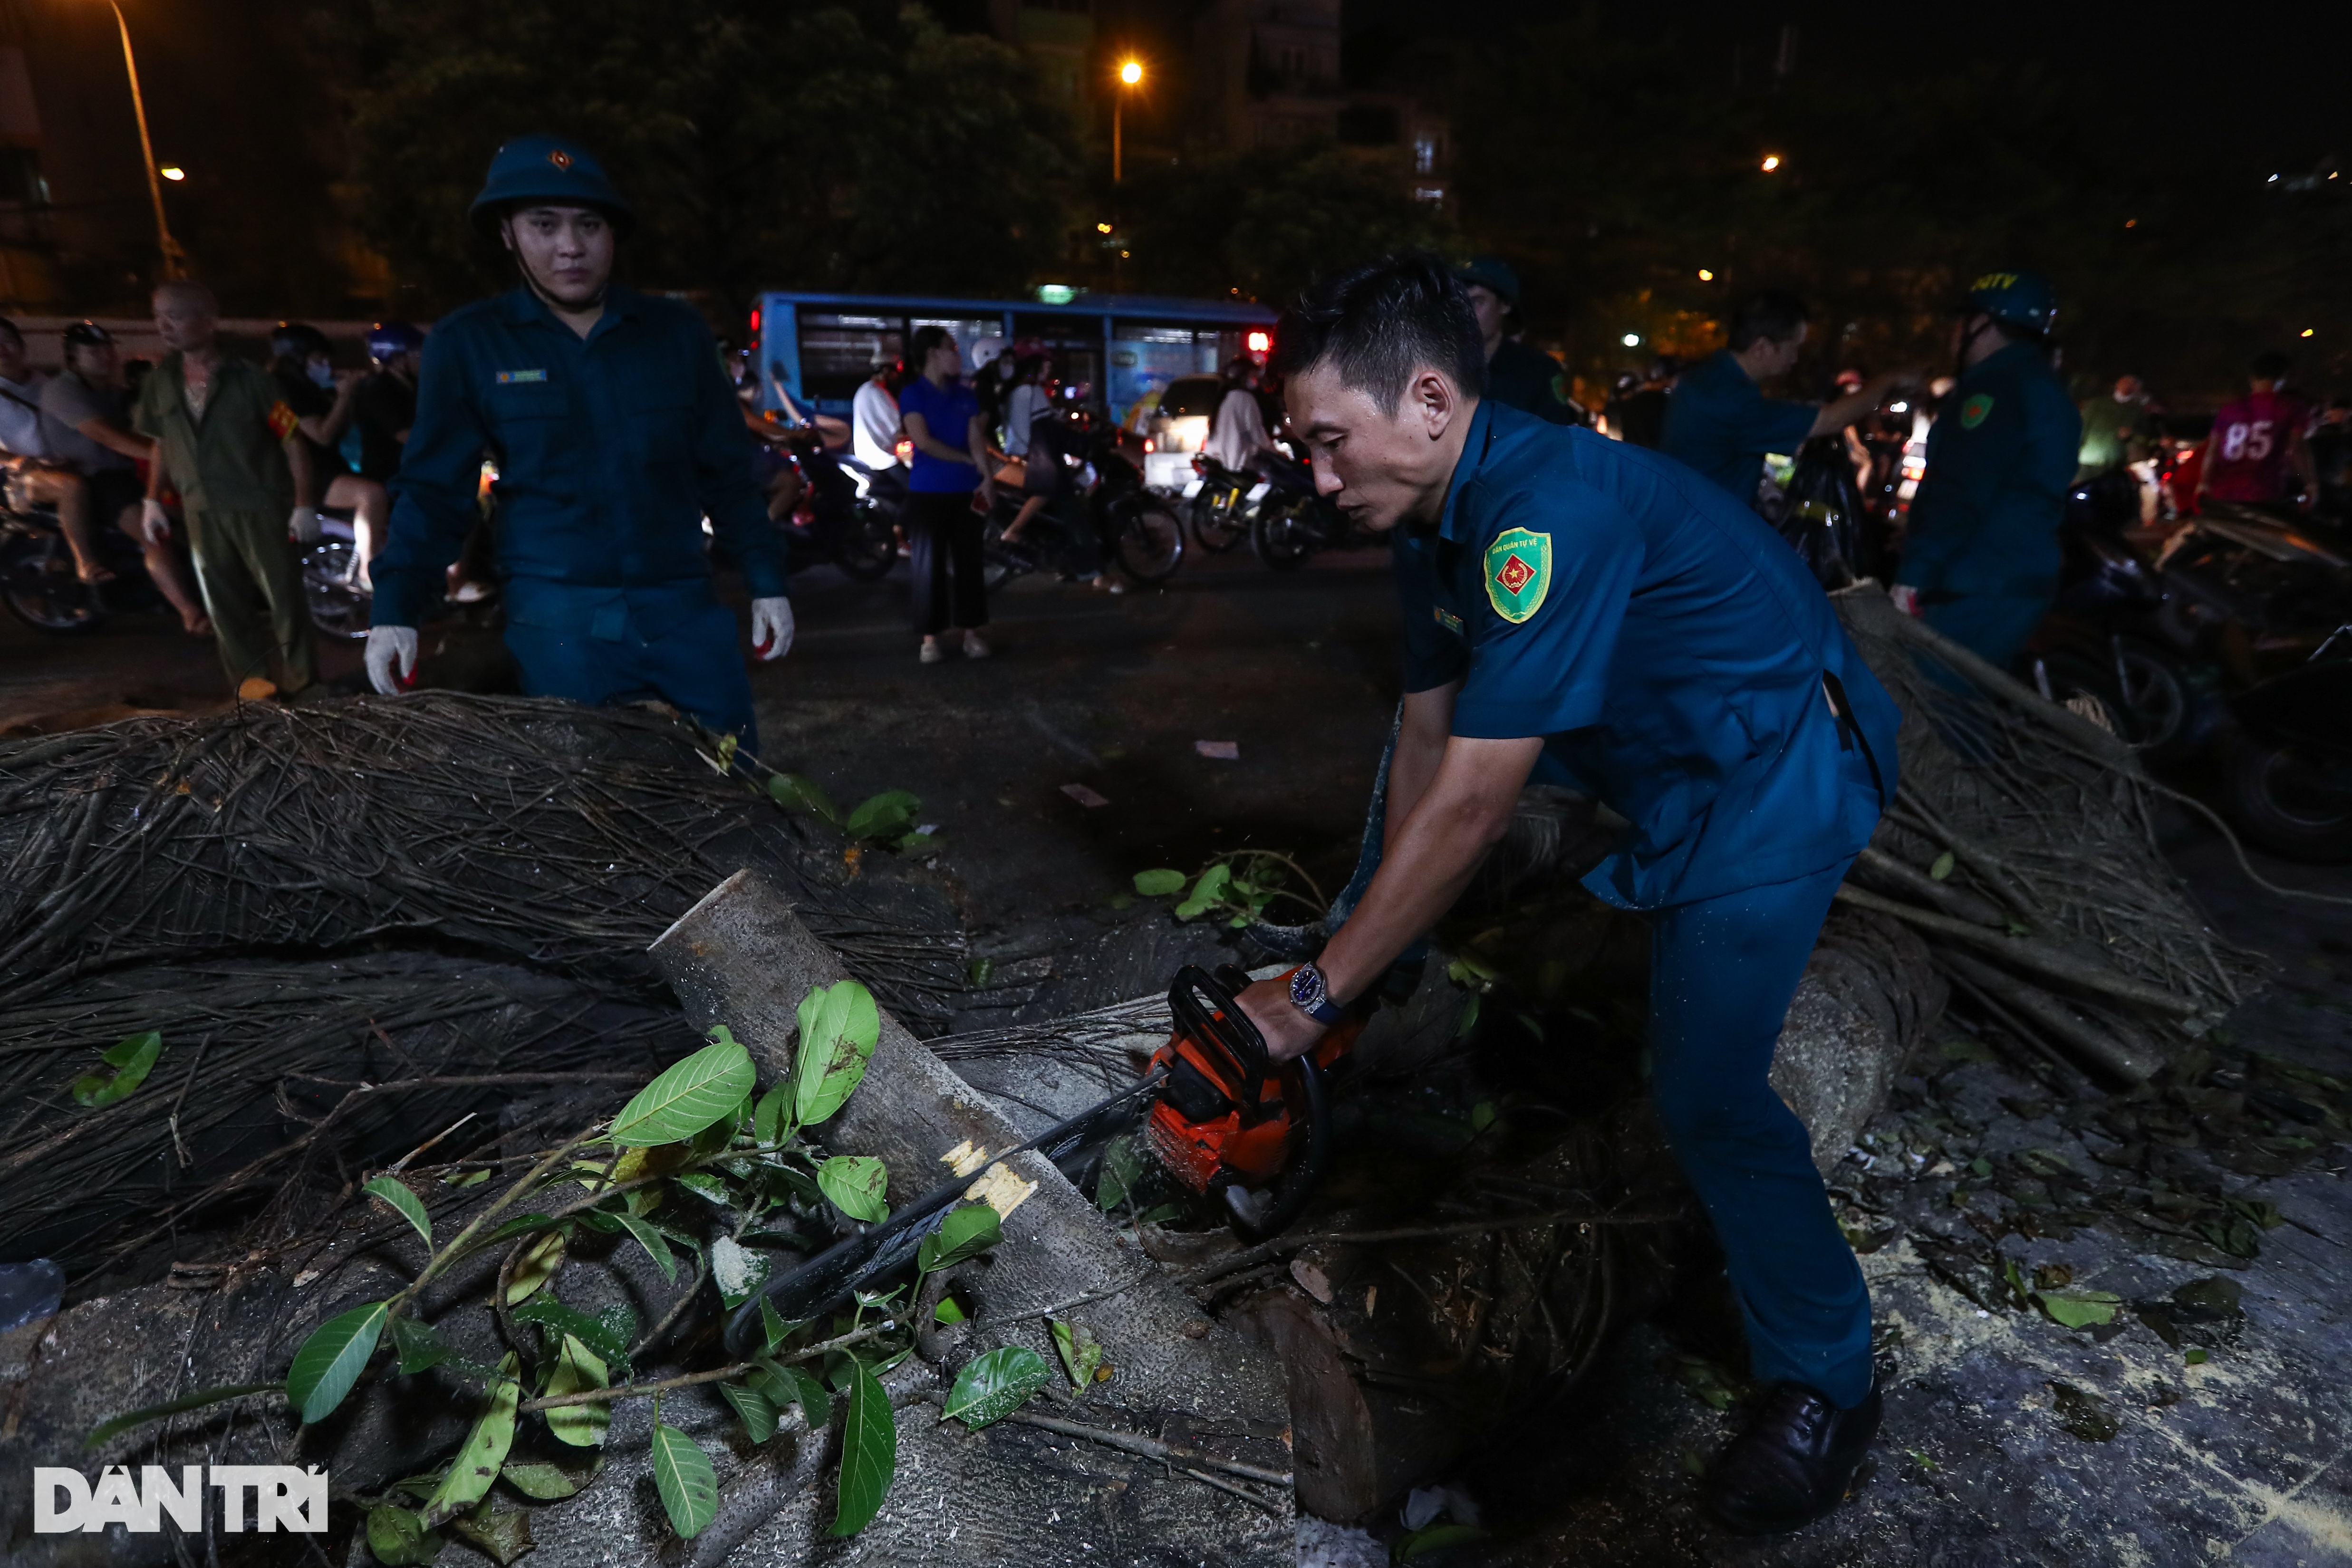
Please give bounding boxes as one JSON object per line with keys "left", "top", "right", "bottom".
{"left": 548, "top": 148, "right": 574, "bottom": 170}
{"left": 1495, "top": 552, "right": 1534, "bottom": 596}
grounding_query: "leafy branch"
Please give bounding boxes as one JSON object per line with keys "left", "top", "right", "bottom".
{"left": 1132, "top": 849, "right": 1328, "bottom": 929}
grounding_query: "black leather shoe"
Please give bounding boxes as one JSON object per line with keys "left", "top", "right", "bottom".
{"left": 1705, "top": 1381, "right": 1881, "bottom": 1534}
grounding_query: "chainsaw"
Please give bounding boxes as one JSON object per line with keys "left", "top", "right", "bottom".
{"left": 722, "top": 963, "right": 1361, "bottom": 1354}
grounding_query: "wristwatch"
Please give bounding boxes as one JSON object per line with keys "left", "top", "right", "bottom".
{"left": 1287, "top": 962, "right": 1345, "bottom": 1026}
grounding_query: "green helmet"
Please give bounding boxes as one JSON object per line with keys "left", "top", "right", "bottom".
{"left": 1962, "top": 270, "right": 2057, "bottom": 337}
{"left": 468, "top": 135, "right": 635, "bottom": 238}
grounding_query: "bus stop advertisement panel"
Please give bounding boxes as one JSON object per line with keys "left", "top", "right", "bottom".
{"left": 1108, "top": 323, "right": 1223, "bottom": 430}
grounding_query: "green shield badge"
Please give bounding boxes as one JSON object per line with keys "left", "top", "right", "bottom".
{"left": 1484, "top": 527, "right": 1552, "bottom": 625}
{"left": 1960, "top": 393, "right": 1995, "bottom": 429}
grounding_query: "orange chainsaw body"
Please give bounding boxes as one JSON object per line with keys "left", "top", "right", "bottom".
{"left": 1143, "top": 966, "right": 1359, "bottom": 1196}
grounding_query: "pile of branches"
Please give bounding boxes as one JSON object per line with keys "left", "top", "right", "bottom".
{"left": 0, "top": 695, "right": 971, "bottom": 1282}
{"left": 0, "top": 693, "right": 966, "bottom": 1022}
{"left": 1833, "top": 587, "right": 2269, "bottom": 1087}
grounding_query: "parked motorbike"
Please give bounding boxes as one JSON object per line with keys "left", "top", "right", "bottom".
{"left": 1247, "top": 442, "right": 1382, "bottom": 570}
{"left": 2223, "top": 626, "right": 2352, "bottom": 861}
{"left": 757, "top": 427, "right": 901, "bottom": 583}
{"left": 302, "top": 513, "right": 373, "bottom": 640}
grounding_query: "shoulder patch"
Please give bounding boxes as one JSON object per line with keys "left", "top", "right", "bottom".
{"left": 1483, "top": 526, "right": 1551, "bottom": 625}
{"left": 1960, "top": 393, "right": 1995, "bottom": 429}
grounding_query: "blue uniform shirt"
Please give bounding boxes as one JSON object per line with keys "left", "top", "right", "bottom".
{"left": 896, "top": 375, "right": 983, "bottom": 494}
{"left": 1398, "top": 401, "right": 1899, "bottom": 909}
{"left": 1897, "top": 340, "right": 2080, "bottom": 601}
{"left": 1659, "top": 349, "right": 1820, "bottom": 507}
{"left": 372, "top": 284, "right": 786, "bottom": 634}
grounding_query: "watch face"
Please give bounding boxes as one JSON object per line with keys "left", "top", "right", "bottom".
{"left": 1291, "top": 965, "right": 1325, "bottom": 1009}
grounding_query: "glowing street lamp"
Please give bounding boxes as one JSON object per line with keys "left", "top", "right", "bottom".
{"left": 102, "top": 0, "right": 186, "bottom": 278}
{"left": 1697, "top": 268, "right": 1714, "bottom": 281}
{"left": 1760, "top": 154, "right": 1783, "bottom": 173}
{"left": 1621, "top": 333, "right": 1641, "bottom": 348}
{"left": 159, "top": 165, "right": 184, "bottom": 182}
{"left": 1114, "top": 58, "right": 1144, "bottom": 183}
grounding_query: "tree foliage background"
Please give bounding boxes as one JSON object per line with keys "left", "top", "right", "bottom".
{"left": 316, "top": 0, "right": 1076, "bottom": 319}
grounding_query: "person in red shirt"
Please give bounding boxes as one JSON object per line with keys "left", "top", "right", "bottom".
{"left": 2197, "top": 351, "right": 2316, "bottom": 510}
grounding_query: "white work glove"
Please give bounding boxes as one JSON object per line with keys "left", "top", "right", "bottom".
{"left": 1889, "top": 584, "right": 1923, "bottom": 618}
{"left": 750, "top": 596, "right": 794, "bottom": 661}
{"left": 365, "top": 625, "right": 419, "bottom": 694}
{"left": 289, "top": 506, "right": 323, "bottom": 544}
{"left": 139, "top": 498, "right": 172, "bottom": 543}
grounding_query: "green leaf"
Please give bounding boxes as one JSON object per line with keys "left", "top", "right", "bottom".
{"left": 1132, "top": 867, "right": 1187, "bottom": 896}
{"left": 511, "top": 1297, "right": 633, "bottom": 1373}
{"left": 810, "top": 1184, "right": 882, "bottom": 1246}
{"left": 2037, "top": 1290, "right": 2124, "bottom": 1329}
{"left": 1928, "top": 851, "right": 1957, "bottom": 881}
{"left": 845, "top": 789, "right": 921, "bottom": 841}
{"left": 504, "top": 1229, "right": 567, "bottom": 1306}
{"left": 71, "top": 1030, "right": 164, "bottom": 1109}
{"left": 758, "top": 1296, "right": 794, "bottom": 1354}
{"left": 1469, "top": 1101, "right": 1498, "bottom": 1132}
{"left": 443, "top": 1168, "right": 492, "bottom": 1187}
{"left": 719, "top": 1379, "right": 779, "bottom": 1443}
{"left": 542, "top": 1335, "right": 610, "bottom": 1448}
{"left": 675, "top": 1171, "right": 735, "bottom": 1206}
{"left": 286, "top": 1300, "right": 388, "bottom": 1424}
{"left": 422, "top": 1354, "right": 520, "bottom": 1527}
{"left": 652, "top": 1423, "right": 720, "bottom": 1539}
{"left": 366, "top": 1503, "right": 442, "bottom": 1566}
{"left": 753, "top": 1080, "right": 794, "bottom": 1147}
{"left": 829, "top": 1359, "right": 896, "bottom": 1536}
{"left": 1050, "top": 1318, "right": 1102, "bottom": 1388}
{"left": 1172, "top": 863, "right": 1232, "bottom": 921}
{"left": 751, "top": 1358, "right": 832, "bottom": 1425}
{"left": 364, "top": 1175, "right": 433, "bottom": 1248}
{"left": 608, "top": 1035, "right": 758, "bottom": 1148}
{"left": 611, "top": 1210, "right": 678, "bottom": 1284}
{"left": 84, "top": 1382, "right": 278, "bottom": 1449}
{"left": 768, "top": 771, "right": 840, "bottom": 825}
{"left": 943, "top": 1346, "right": 1054, "bottom": 1428}
{"left": 390, "top": 1316, "right": 453, "bottom": 1377}
{"left": 710, "top": 1235, "right": 773, "bottom": 1310}
{"left": 934, "top": 1296, "right": 967, "bottom": 1325}
{"left": 794, "top": 980, "right": 881, "bottom": 1127}
{"left": 1096, "top": 1136, "right": 1143, "bottom": 1213}
{"left": 1398, "top": 1523, "right": 1488, "bottom": 1559}
{"left": 452, "top": 1505, "right": 534, "bottom": 1566}
{"left": 2186, "top": 1347, "right": 2209, "bottom": 1365}
{"left": 819, "top": 1155, "right": 890, "bottom": 1223}
{"left": 456, "top": 1213, "right": 558, "bottom": 1259}
{"left": 967, "top": 955, "right": 995, "bottom": 987}
{"left": 499, "top": 1461, "right": 580, "bottom": 1500}
{"left": 918, "top": 1202, "right": 1002, "bottom": 1274}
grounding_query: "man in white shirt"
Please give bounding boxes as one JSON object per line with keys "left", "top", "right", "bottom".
{"left": 1204, "top": 356, "right": 1275, "bottom": 472}
{"left": 0, "top": 316, "right": 106, "bottom": 584}
{"left": 851, "top": 360, "right": 905, "bottom": 474}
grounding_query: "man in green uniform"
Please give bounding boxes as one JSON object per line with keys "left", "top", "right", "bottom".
{"left": 1891, "top": 272, "right": 2080, "bottom": 669}
{"left": 2075, "top": 374, "right": 2158, "bottom": 483}
{"left": 1455, "top": 256, "right": 1585, "bottom": 426}
{"left": 133, "top": 279, "right": 318, "bottom": 695}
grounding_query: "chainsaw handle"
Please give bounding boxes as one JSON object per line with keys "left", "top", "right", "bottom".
{"left": 1226, "top": 1051, "right": 1330, "bottom": 1242}
{"left": 1168, "top": 963, "right": 1270, "bottom": 1091}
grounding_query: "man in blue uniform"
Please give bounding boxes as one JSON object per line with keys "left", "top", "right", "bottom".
{"left": 1455, "top": 256, "right": 1586, "bottom": 426}
{"left": 1235, "top": 256, "right": 1900, "bottom": 1534}
{"left": 365, "top": 136, "right": 791, "bottom": 749}
{"left": 1663, "top": 290, "right": 1912, "bottom": 510}
{"left": 1891, "top": 272, "right": 2079, "bottom": 669}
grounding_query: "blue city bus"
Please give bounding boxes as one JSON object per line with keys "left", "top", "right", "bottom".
{"left": 750, "top": 289, "right": 1277, "bottom": 433}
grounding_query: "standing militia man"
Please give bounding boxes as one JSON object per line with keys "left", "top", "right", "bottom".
{"left": 365, "top": 136, "right": 791, "bottom": 749}
{"left": 1231, "top": 255, "right": 1900, "bottom": 1534}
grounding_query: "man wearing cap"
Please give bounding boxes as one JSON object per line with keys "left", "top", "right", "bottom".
{"left": 365, "top": 135, "right": 792, "bottom": 750}
{"left": 1892, "top": 271, "right": 2080, "bottom": 668}
{"left": 1456, "top": 256, "right": 1584, "bottom": 426}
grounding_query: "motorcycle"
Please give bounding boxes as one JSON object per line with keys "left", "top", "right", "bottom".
{"left": 1181, "top": 453, "right": 1253, "bottom": 553}
{"left": 1246, "top": 442, "right": 1383, "bottom": 570}
{"left": 0, "top": 497, "right": 169, "bottom": 634}
{"left": 2222, "top": 625, "right": 2352, "bottom": 861}
{"left": 760, "top": 430, "right": 901, "bottom": 583}
{"left": 982, "top": 412, "right": 1185, "bottom": 591}
{"left": 302, "top": 513, "right": 373, "bottom": 640}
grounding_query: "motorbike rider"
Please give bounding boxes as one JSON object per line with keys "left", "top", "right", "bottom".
{"left": 269, "top": 321, "right": 391, "bottom": 589}
{"left": 1454, "top": 256, "right": 1585, "bottom": 426}
{"left": 2196, "top": 352, "right": 2316, "bottom": 515}
{"left": 1245, "top": 254, "right": 1899, "bottom": 1535}
{"left": 1661, "top": 292, "right": 1914, "bottom": 511}
{"left": 1203, "top": 355, "right": 1276, "bottom": 475}
{"left": 365, "top": 135, "right": 792, "bottom": 751}
{"left": 41, "top": 319, "right": 211, "bottom": 633}
{"left": 0, "top": 316, "right": 103, "bottom": 586}
{"left": 1891, "top": 271, "right": 2081, "bottom": 668}
{"left": 852, "top": 357, "right": 908, "bottom": 478}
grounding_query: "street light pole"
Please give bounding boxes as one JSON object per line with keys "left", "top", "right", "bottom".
{"left": 1113, "top": 59, "right": 1142, "bottom": 184}
{"left": 106, "top": 0, "right": 185, "bottom": 279}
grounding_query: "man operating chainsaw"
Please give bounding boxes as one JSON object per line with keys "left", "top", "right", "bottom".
{"left": 1235, "top": 254, "right": 1899, "bottom": 1536}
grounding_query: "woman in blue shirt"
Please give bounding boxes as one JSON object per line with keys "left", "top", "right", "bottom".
{"left": 897, "top": 326, "right": 998, "bottom": 662}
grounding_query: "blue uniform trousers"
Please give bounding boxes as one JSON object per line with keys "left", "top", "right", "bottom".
{"left": 1921, "top": 593, "right": 2052, "bottom": 674}
{"left": 1649, "top": 855, "right": 1873, "bottom": 1407}
{"left": 504, "top": 597, "right": 758, "bottom": 757}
